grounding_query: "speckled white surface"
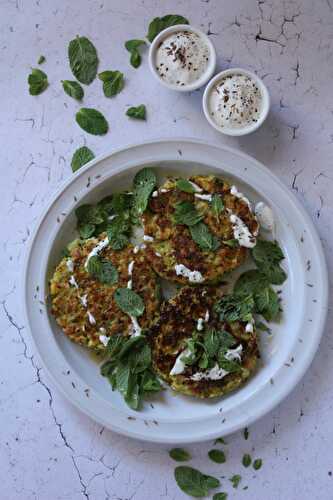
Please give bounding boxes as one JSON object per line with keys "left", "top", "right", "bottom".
{"left": 1, "top": 0, "right": 332, "bottom": 499}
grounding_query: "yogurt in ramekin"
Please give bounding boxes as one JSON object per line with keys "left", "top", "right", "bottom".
{"left": 203, "top": 68, "right": 270, "bottom": 136}
{"left": 149, "top": 25, "right": 216, "bottom": 92}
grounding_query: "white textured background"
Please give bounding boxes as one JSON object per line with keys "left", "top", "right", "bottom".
{"left": 1, "top": 0, "right": 333, "bottom": 498}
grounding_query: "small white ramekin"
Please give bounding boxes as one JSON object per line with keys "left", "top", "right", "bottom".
{"left": 202, "top": 68, "right": 270, "bottom": 136}
{"left": 148, "top": 24, "right": 216, "bottom": 92}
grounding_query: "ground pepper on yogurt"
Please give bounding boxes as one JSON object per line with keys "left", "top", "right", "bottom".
{"left": 208, "top": 73, "right": 262, "bottom": 129}
{"left": 155, "top": 30, "right": 210, "bottom": 86}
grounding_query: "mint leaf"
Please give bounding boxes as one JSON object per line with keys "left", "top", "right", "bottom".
{"left": 235, "top": 270, "right": 269, "bottom": 295}
{"left": 75, "top": 204, "right": 104, "bottom": 225}
{"left": 253, "top": 458, "right": 263, "bottom": 470}
{"left": 68, "top": 36, "right": 98, "bottom": 84}
{"left": 211, "top": 194, "right": 224, "bottom": 217}
{"left": 78, "top": 222, "right": 95, "bottom": 239}
{"left": 222, "top": 239, "right": 239, "bottom": 248}
{"left": 62, "top": 80, "right": 84, "bottom": 100}
{"left": 132, "top": 168, "right": 156, "bottom": 215}
{"left": 230, "top": 474, "right": 241, "bottom": 489}
{"left": 169, "top": 448, "right": 191, "bottom": 462}
{"left": 76, "top": 108, "right": 108, "bottom": 135}
{"left": 126, "top": 104, "right": 146, "bottom": 120}
{"left": 87, "top": 256, "right": 118, "bottom": 285}
{"left": 208, "top": 449, "right": 226, "bottom": 464}
{"left": 176, "top": 179, "right": 196, "bottom": 193}
{"left": 214, "top": 293, "right": 255, "bottom": 323}
{"left": 98, "top": 70, "right": 124, "bottom": 97}
{"left": 38, "top": 55, "right": 45, "bottom": 64}
{"left": 214, "top": 437, "right": 227, "bottom": 445}
{"left": 28, "top": 68, "right": 48, "bottom": 95}
{"left": 213, "top": 493, "right": 228, "bottom": 500}
{"left": 190, "top": 222, "right": 220, "bottom": 251}
{"left": 174, "top": 466, "right": 220, "bottom": 498}
{"left": 114, "top": 288, "right": 145, "bottom": 317}
{"left": 147, "top": 15, "right": 189, "bottom": 42}
{"left": 252, "top": 239, "right": 287, "bottom": 285}
{"left": 71, "top": 146, "right": 95, "bottom": 172}
{"left": 242, "top": 453, "right": 252, "bottom": 467}
{"left": 125, "top": 39, "right": 146, "bottom": 68}
{"left": 173, "top": 201, "right": 204, "bottom": 227}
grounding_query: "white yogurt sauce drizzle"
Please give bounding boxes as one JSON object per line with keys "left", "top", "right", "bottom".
{"left": 194, "top": 193, "right": 212, "bottom": 201}
{"left": 155, "top": 31, "right": 211, "bottom": 87}
{"left": 175, "top": 264, "right": 204, "bottom": 283}
{"left": 196, "top": 309, "right": 210, "bottom": 331}
{"left": 230, "top": 185, "right": 251, "bottom": 208}
{"left": 79, "top": 294, "right": 88, "bottom": 308}
{"left": 230, "top": 214, "right": 257, "bottom": 248}
{"left": 85, "top": 237, "right": 109, "bottom": 269}
{"left": 255, "top": 202, "right": 274, "bottom": 232}
{"left": 188, "top": 181, "right": 203, "bottom": 193}
{"left": 170, "top": 348, "right": 191, "bottom": 376}
{"left": 143, "top": 235, "right": 154, "bottom": 242}
{"left": 191, "top": 364, "right": 229, "bottom": 381}
{"left": 69, "top": 275, "right": 79, "bottom": 289}
{"left": 99, "top": 334, "right": 109, "bottom": 347}
{"left": 66, "top": 259, "right": 74, "bottom": 272}
{"left": 208, "top": 73, "right": 262, "bottom": 129}
{"left": 87, "top": 311, "right": 96, "bottom": 325}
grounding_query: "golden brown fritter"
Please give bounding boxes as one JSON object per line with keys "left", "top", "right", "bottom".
{"left": 50, "top": 235, "right": 160, "bottom": 351}
{"left": 142, "top": 175, "right": 259, "bottom": 284}
{"left": 150, "top": 286, "right": 259, "bottom": 399}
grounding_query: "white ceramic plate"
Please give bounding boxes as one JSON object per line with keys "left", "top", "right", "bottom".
{"left": 24, "top": 139, "right": 328, "bottom": 443}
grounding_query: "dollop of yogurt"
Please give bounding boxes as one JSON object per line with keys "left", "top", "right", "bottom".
{"left": 230, "top": 214, "right": 257, "bottom": 248}
{"left": 155, "top": 31, "right": 211, "bottom": 87}
{"left": 175, "top": 264, "right": 204, "bottom": 283}
{"left": 255, "top": 202, "right": 274, "bottom": 232}
{"left": 170, "top": 348, "right": 191, "bottom": 376}
{"left": 208, "top": 73, "right": 262, "bottom": 129}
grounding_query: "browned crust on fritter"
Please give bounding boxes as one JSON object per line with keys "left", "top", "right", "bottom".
{"left": 143, "top": 175, "right": 259, "bottom": 284}
{"left": 50, "top": 236, "right": 160, "bottom": 350}
{"left": 150, "top": 286, "right": 259, "bottom": 398}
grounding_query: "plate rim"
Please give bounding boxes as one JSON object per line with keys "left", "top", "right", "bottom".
{"left": 22, "top": 137, "right": 329, "bottom": 443}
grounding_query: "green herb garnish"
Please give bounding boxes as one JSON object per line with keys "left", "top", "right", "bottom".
{"left": 211, "top": 194, "right": 224, "bottom": 218}
{"left": 87, "top": 256, "right": 118, "bottom": 285}
{"left": 253, "top": 458, "right": 262, "bottom": 470}
{"left": 174, "top": 466, "right": 220, "bottom": 498}
{"left": 176, "top": 179, "right": 196, "bottom": 193}
{"left": 101, "top": 334, "right": 162, "bottom": 410}
{"left": 76, "top": 108, "right": 108, "bottom": 135}
{"left": 98, "top": 70, "right": 124, "bottom": 97}
{"left": 169, "top": 448, "right": 191, "bottom": 462}
{"left": 230, "top": 474, "right": 241, "bottom": 489}
{"left": 252, "top": 239, "right": 287, "bottom": 285}
{"left": 173, "top": 201, "right": 204, "bottom": 227}
{"left": 71, "top": 146, "right": 95, "bottom": 172}
{"left": 214, "top": 437, "right": 227, "bottom": 445}
{"left": 126, "top": 104, "right": 146, "bottom": 120}
{"left": 131, "top": 168, "right": 156, "bottom": 215}
{"left": 208, "top": 449, "right": 226, "bottom": 464}
{"left": 68, "top": 36, "right": 98, "bottom": 84}
{"left": 114, "top": 288, "right": 145, "bottom": 317}
{"left": 242, "top": 453, "right": 252, "bottom": 467}
{"left": 213, "top": 494, "right": 228, "bottom": 500}
{"left": 125, "top": 39, "right": 146, "bottom": 68}
{"left": 28, "top": 68, "right": 48, "bottom": 95}
{"left": 190, "top": 222, "right": 220, "bottom": 251}
{"left": 38, "top": 55, "right": 45, "bottom": 64}
{"left": 147, "top": 15, "right": 189, "bottom": 42}
{"left": 62, "top": 80, "right": 84, "bottom": 100}
{"left": 214, "top": 293, "right": 254, "bottom": 323}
